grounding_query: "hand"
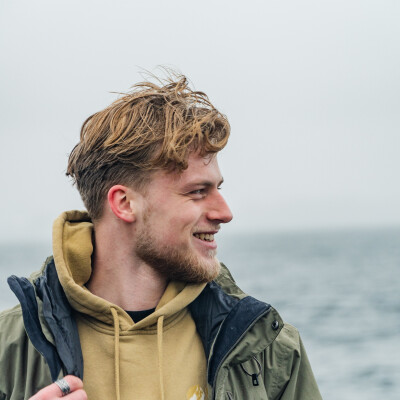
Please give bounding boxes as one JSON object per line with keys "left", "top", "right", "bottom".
{"left": 29, "top": 375, "right": 87, "bottom": 400}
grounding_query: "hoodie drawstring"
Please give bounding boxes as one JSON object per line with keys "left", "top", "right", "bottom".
{"left": 157, "top": 315, "right": 165, "bottom": 400}
{"left": 110, "top": 308, "right": 165, "bottom": 400}
{"left": 111, "top": 308, "right": 121, "bottom": 400}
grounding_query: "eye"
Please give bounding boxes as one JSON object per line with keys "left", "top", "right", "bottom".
{"left": 189, "top": 189, "right": 206, "bottom": 197}
{"left": 188, "top": 188, "right": 207, "bottom": 199}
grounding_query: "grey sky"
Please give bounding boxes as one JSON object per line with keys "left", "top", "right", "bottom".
{"left": 1, "top": 0, "right": 399, "bottom": 242}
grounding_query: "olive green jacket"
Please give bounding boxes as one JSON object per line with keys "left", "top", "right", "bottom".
{"left": 0, "top": 259, "right": 322, "bottom": 400}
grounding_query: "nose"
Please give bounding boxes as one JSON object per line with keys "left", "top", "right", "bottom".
{"left": 206, "top": 191, "right": 233, "bottom": 224}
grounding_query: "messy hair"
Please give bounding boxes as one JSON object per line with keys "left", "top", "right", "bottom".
{"left": 66, "top": 73, "right": 230, "bottom": 220}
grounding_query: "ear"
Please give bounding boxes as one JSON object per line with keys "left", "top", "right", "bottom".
{"left": 107, "top": 185, "right": 137, "bottom": 223}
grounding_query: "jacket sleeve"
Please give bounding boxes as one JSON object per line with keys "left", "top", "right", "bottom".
{"left": 264, "top": 323, "right": 322, "bottom": 400}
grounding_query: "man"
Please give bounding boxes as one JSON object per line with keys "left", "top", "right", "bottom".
{"left": 0, "top": 74, "right": 322, "bottom": 399}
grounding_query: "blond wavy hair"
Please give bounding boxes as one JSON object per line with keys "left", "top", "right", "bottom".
{"left": 66, "top": 74, "right": 230, "bottom": 220}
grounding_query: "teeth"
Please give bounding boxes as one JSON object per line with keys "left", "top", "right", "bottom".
{"left": 194, "top": 233, "right": 214, "bottom": 242}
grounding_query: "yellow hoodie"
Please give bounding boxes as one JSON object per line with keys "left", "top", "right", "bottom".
{"left": 52, "top": 211, "right": 208, "bottom": 400}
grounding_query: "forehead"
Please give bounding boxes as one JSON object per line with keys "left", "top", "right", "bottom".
{"left": 180, "top": 153, "right": 221, "bottom": 180}
{"left": 151, "top": 153, "right": 222, "bottom": 189}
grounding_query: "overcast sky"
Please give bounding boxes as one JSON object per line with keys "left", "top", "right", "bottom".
{"left": 1, "top": 0, "right": 399, "bottom": 242}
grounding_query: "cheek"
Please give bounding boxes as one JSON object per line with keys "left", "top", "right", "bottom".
{"left": 176, "top": 211, "right": 202, "bottom": 231}
{"left": 164, "top": 214, "right": 200, "bottom": 245}
{"left": 146, "top": 202, "right": 202, "bottom": 236}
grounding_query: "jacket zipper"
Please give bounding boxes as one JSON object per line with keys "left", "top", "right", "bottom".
{"left": 210, "top": 308, "right": 270, "bottom": 400}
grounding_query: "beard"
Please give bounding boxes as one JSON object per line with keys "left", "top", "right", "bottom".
{"left": 135, "top": 224, "right": 221, "bottom": 284}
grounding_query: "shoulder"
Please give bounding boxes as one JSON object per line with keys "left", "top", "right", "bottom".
{"left": 0, "top": 304, "right": 30, "bottom": 364}
{"left": 0, "top": 304, "right": 26, "bottom": 337}
{"left": 274, "top": 321, "right": 302, "bottom": 354}
{"left": 0, "top": 305, "right": 53, "bottom": 397}
{"left": 0, "top": 305, "right": 27, "bottom": 393}
{"left": 266, "top": 320, "right": 302, "bottom": 378}
{"left": 215, "top": 264, "right": 321, "bottom": 398}
{"left": 260, "top": 318, "right": 321, "bottom": 399}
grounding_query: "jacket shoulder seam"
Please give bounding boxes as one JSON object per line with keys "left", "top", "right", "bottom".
{"left": 0, "top": 305, "right": 23, "bottom": 320}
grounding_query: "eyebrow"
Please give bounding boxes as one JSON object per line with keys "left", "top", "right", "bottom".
{"left": 181, "top": 178, "right": 224, "bottom": 191}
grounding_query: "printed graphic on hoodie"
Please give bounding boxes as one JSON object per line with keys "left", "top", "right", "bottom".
{"left": 186, "top": 385, "right": 206, "bottom": 400}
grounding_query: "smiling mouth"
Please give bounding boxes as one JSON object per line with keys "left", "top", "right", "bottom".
{"left": 193, "top": 233, "right": 215, "bottom": 242}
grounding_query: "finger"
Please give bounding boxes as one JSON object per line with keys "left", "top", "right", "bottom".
{"left": 30, "top": 376, "right": 84, "bottom": 400}
{"left": 55, "top": 376, "right": 84, "bottom": 396}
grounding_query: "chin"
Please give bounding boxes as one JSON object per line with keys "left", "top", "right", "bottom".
{"left": 193, "top": 257, "right": 221, "bottom": 283}
{"left": 136, "top": 233, "right": 221, "bottom": 283}
{"left": 166, "top": 254, "right": 221, "bottom": 283}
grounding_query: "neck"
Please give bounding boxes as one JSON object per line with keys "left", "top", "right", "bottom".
{"left": 86, "top": 222, "right": 168, "bottom": 311}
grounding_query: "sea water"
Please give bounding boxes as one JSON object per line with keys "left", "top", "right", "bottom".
{"left": 1, "top": 228, "right": 399, "bottom": 400}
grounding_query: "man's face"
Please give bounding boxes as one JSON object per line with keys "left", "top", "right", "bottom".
{"left": 134, "top": 152, "right": 233, "bottom": 283}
